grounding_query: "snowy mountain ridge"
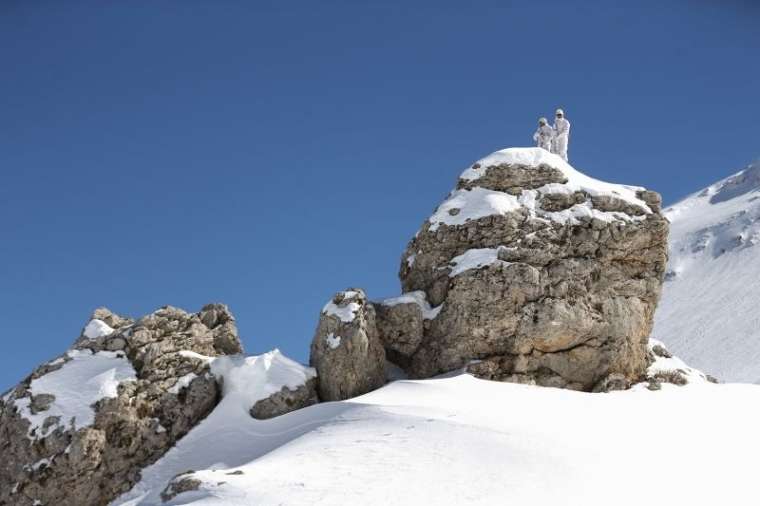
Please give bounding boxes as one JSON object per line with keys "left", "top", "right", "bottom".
{"left": 654, "top": 158, "right": 760, "bottom": 383}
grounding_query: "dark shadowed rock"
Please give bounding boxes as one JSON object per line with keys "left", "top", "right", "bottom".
{"left": 250, "top": 378, "right": 319, "bottom": 419}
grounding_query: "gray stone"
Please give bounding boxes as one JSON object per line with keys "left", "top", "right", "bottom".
{"left": 28, "top": 394, "right": 55, "bottom": 415}
{"left": 161, "top": 472, "right": 202, "bottom": 503}
{"left": 250, "top": 378, "right": 319, "bottom": 419}
{"left": 309, "top": 289, "right": 386, "bottom": 401}
{"left": 373, "top": 301, "right": 424, "bottom": 368}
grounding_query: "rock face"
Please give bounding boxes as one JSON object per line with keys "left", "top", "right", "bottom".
{"left": 0, "top": 304, "right": 244, "bottom": 506}
{"left": 309, "top": 289, "right": 386, "bottom": 401}
{"left": 373, "top": 291, "right": 442, "bottom": 369}
{"left": 393, "top": 148, "right": 669, "bottom": 390}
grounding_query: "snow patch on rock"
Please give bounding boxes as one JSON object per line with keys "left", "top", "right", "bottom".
{"left": 448, "top": 248, "right": 509, "bottom": 277}
{"left": 380, "top": 291, "right": 443, "bottom": 319}
{"left": 13, "top": 349, "right": 136, "bottom": 439}
{"left": 325, "top": 333, "right": 342, "bottom": 349}
{"left": 322, "top": 292, "right": 362, "bottom": 323}
{"left": 461, "top": 147, "right": 650, "bottom": 212}
{"left": 83, "top": 319, "right": 115, "bottom": 339}
{"left": 168, "top": 372, "right": 199, "bottom": 394}
{"left": 429, "top": 187, "right": 521, "bottom": 232}
{"left": 430, "top": 156, "right": 652, "bottom": 230}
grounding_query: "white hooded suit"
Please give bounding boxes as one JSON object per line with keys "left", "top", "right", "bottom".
{"left": 552, "top": 116, "right": 571, "bottom": 161}
{"left": 533, "top": 124, "right": 554, "bottom": 151}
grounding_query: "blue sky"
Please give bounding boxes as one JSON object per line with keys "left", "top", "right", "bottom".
{"left": 1, "top": 1, "right": 758, "bottom": 391}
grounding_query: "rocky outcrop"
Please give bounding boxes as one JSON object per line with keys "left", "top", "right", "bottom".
{"left": 250, "top": 377, "right": 319, "bottom": 419}
{"left": 307, "top": 149, "right": 668, "bottom": 393}
{"left": 391, "top": 148, "right": 669, "bottom": 390}
{"left": 0, "top": 304, "right": 243, "bottom": 506}
{"left": 309, "top": 289, "right": 386, "bottom": 401}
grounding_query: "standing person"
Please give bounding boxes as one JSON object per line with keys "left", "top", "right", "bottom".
{"left": 533, "top": 117, "right": 554, "bottom": 151}
{"left": 552, "top": 108, "right": 571, "bottom": 161}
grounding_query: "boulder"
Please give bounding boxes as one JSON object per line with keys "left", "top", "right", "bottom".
{"left": 0, "top": 304, "right": 243, "bottom": 506}
{"left": 373, "top": 291, "right": 441, "bottom": 369}
{"left": 395, "top": 148, "right": 669, "bottom": 390}
{"left": 309, "top": 289, "right": 386, "bottom": 401}
{"left": 250, "top": 377, "right": 319, "bottom": 419}
{"left": 161, "top": 472, "right": 202, "bottom": 503}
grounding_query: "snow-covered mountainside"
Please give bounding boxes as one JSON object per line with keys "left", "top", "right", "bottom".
{"left": 653, "top": 160, "right": 760, "bottom": 383}
{"left": 110, "top": 344, "right": 754, "bottom": 506}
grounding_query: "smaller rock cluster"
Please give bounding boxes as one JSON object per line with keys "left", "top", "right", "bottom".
{"left": 0, "top": 303, "right": 312, "bottom": 506}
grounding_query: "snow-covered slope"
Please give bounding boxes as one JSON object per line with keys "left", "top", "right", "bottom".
{"left": 653, "top": 160, "right": 760, "bottom": 383}
{"left": 110, "top": 347, "right": 757, "bottom": 506}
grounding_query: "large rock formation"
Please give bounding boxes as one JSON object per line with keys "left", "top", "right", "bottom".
{"left": 307, "top": 148, "right": 668, "bottom": 393}
{"left": 393, "top": 148, "right": 669, "bottom": 390}
{"left": 0, "top": 304, "right": 244, "bottom": 506}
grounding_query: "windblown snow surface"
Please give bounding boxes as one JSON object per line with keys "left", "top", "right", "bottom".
{"left": 111, "top": 348, "right": 760, "bottom": 506}
{"left": 653, "top": 159, "right": 760, "bottom": 383}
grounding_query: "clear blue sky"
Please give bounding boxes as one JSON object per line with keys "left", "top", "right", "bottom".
{"left": 1, "top": 1, "right": 758, "bottom": 391}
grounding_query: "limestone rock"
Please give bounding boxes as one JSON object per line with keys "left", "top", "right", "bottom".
{"left": 396, "top": 148, "right": 669, "bottom": 390}
{"left": 0, "top": 304, "right": 244, "bottom": 506}
{"left": 250, "top": 377, "right": 319, "bottom": 419}
{"left": 161, "top": 471, "right": 202, "bottom": 503}
{"left": 373, "top": 291, "right": 441, "bottom": 369}
{"left": 309, "top": 289, "right": 386, "bottom": 401}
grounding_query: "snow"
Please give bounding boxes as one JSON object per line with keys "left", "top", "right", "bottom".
{"left": 168, "top": 373, "right": 199, "bottom": 394}
{"left": 428, "top": 187, "right": 521, "bottom": 232}
{"left": 653, "top": 160, "right": 760, "bottom": 383}
{"left": 110, "top": 361, "right": 759, "bottom": 506}
{"left": 322, "top": 291, "right": 363, "bottom": 323}
{"left": 380, "top": 291, "right": 443, "bottom": 319}
{"left": 427, "top": 149, "right": 650, "bottom": 232}
{"left": 325, "top": 333, "right": 341, "bottom": 349}
{"left": 448, "top": 247, "right": 508, "bottom": 277}
{"left": 13, "top": 349, "right": 136, "bottom": 439}
{"left": 83, "top": 319, "right": 115, "bottom": 339}
{"left": 29, "top": 458, "right": 51, "bottom": 472}
{"left": 112, "top": 349, "right": 316, "bottom": 506}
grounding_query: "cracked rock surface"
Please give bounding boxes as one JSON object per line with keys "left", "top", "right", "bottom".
{"left": 309, "top": 289, "right": 386, "bottom": 401}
